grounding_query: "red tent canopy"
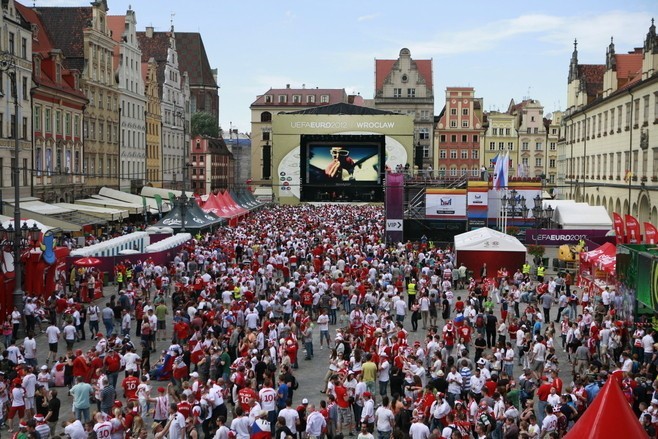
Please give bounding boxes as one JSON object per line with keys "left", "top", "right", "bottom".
{"left": 580, "top": 242, "right": 616, "bottom": 264}
{"left": 564, "top": 378, "right": 645, "bottom": 439}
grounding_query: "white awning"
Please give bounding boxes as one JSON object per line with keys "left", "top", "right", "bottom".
{"left": 454, "top": 227, "right": 527, "bottom": 253}
{"left": 54, "top": 203, "right": 127, "bottom": 221}
{"left": 552, "top": 204, "right": 613, "bottom": 230}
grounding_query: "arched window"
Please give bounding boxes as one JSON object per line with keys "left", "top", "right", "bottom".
{"left": 260, "top": 112, "right": 272, "bottom": 122}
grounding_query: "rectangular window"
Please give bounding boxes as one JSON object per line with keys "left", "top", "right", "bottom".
{"left": 634, "top": 98, "right": 640, "bottom": 125}
{"left": 264, "top": 95, "right": 272, "bottom": 103}
{"left": 472, "top": 150, "right": 479, "bottom": 159}
{"left": 8, "top": 33, "right": 15, "bottom": 55}
{"left": 493, "top": 128, "right": 498, "bottom": 136}
{"left": 506, "top": 128, "right": 511, "bottom": 136}
{"left": 35, "top": 147, "right": 42, "bottom": 176}
{"left": 450, "top": 150, "right": 457, "bottom": 159}
{"left": 22, "top": 117, "right": 27, "bottom": 139}
{"left": 55, "top": 111, "right": 61, "bottom": 135}
{"left": 419, "top": 128, "right": 430, "bottom": 140}
{"left": 450, "top": 135, "right": 457, "bottom": 142}
{"left": 45, "top": 108, "right": 51, "bottom": 133}
{"left": 450, "top": 121, "right": 457, "bottom": 128}
{"left": 618, "top": 105, "right": 623, "bottom": 129}
{"left": 625, "top": 103, "right": 631, "bottom": 128}
{"left": 462, "top": 120, "right": 469, "bottom": 127}
{"left": 33, "top": 106, "right": 41, "bottom": 132}
{"left": 535, "top": 142, "right": 542, "bottom": 150}
{"left": 462, "top": 108, "right": 469, "bottom": 115}
{"left": 292, "top": 95, "right": 301, "bottom": 104}
{"left": 393, "top": 88, "right": 402, "bottom": 98}
{"left": 654, "top": 92, "right": 658, "bottom": 121}
{"left": 10, "top": 114, "right": 15, "bottom": 137}
{"left": 643, "top": 95, "right": 650, "bottom": 123}
{"left": 498, "top": 142, "right": 504, "bottom": 150}
{"left": 407, "top": 88, "right": 415, "bottom": 97}
{"left": 423, "top": 144, "right": 429, "bottom": 159}
{"left": 278, "top": 95, "right": 287, "bottom": 103}
{"left": 439, "top": 149, "right": 447, "bottom": 159}
{"left": 22, "top": 77, "right": 27, "bottom": 100}
{"left": 549, "top": 159, "right": 556, "bottom": 168}
{"left": 461, "top": 135, "right": 467, "bottom": 142}
{"left": 522, "top": 157, "right": 528, "bottom": 166}
{"left": 320, "top": 95, "right": 329, "bottom": 103}
{"left": 306, "top": 95, "right": 315, "bottom": 103}
{"left": 522, "top": 142, "right": 529, "bottom": 151}
{"left": 21, "top": 37, "right": 27, "bottom": 59}
{"left": 489, "top": 141, "right": 495, "bottom": 151}
{"left": 440, "top": 134, "right": 446, "bottom": 143}
{"left": 461, "top": 150, "right": 468, "bottom": 159}
{"left": 450, "top": 108, "right": 457, "bottom": 116}
{"left": 550, "top": 142, "right": 556, "bottom": 151}
{"left": 65, "top": 113, "right": 71, "bottom": 136}
{"left": 508, "top": 142, "right": 514, "bottom": 150}
{"left": 473, "top": 135, "right": 478, "bottom": 143}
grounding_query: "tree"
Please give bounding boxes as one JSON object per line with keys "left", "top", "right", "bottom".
{"left": 191, "top": 112, "right": 219, "bottom": 138}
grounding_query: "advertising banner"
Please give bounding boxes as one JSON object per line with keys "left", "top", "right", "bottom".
{"left": 426, "top": 189, "right": 467, "bottom": 219}
{"left": 625, "top": 214, "right": 641, "bottom": 244}
{"left": 525, "top": 229, "right": 610, "bottom": 245}
{"left": 644, "top": 222, "right": 658, "bottom": 245}
{"left": 467, "top": 183, "right": 489, "bottom": 230}
{"left": 385, "top": 173, "right": 404, "bottom": 243}
{"left": 613, "top": 213, "right": 625, "bottom": 244}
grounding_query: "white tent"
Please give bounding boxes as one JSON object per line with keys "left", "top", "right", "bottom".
{"left": 552, "top": 204, "right": 612, "bottom": 230}
{"left": 454, "top": 227, "right": 527, "bottom": 253}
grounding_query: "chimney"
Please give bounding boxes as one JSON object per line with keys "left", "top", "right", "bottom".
{"left": 302, "top": 84, "right": 306, "bottom": 89}
{"left": 286, "top": 84, "right": 290, "bottom": 89}
{"left": 146, "top": 26, "right": 154, "bottom": 38}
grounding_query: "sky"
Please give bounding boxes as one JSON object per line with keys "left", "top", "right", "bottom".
{"left": 36, "top": 0, "right": 656, "bottom": 135}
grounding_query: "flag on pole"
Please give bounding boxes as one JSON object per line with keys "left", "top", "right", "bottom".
{"left": 493, "top": 153, "right": 503, "bottom": 189}
{"left": 500, "top": 151, "right": 510, "bottom": 188}
{"left": 490, "top": 153, "right": 499, "bottom": 165}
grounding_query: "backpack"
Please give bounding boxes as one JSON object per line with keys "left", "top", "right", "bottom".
{"left": 290, "top": 375, "right": 299, "bottom": 390}
{"left": 475, "top": 314, "right": 484, "bottom": 328}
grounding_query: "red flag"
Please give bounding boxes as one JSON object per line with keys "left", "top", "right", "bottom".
{"left": 644, "top": 222, "right": 658, "bottom": 244}
{"left": 625, "top": 214, "right": 641, "bottom": 244}
{"left": 612, "top": 213, "right": 625, "bottom": 245}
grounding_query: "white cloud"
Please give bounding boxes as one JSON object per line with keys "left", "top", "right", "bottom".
{"left": 357, "top": 13, "right": 379, "bottom": 22}
{"left": 406, "top": 11, "right": 652, "bottom": 58}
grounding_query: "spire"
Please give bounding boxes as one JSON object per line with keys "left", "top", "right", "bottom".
{"left": 646, "top": 18, "right": 657, "bottom": 53}
{"left": 606, "top": 36, "right": 616, "bottom": 70}
{"left": 568, "top": 38, "right": 579, "bottom": 82}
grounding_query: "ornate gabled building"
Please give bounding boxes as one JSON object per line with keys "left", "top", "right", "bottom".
{"left": 37, "top": 0, "right": 120, "bottom": 195}
{"left": 108, "top": 8, "right": 146, "bottom": 193}
{"left": 435, "top": 87, "right": 484, "bottom": 178}
{"left": 0, "top": 0, "right": 33, "bottom": 201}
{"left": 509, "top": 98, "right": 548, "bottom": 179}
{"left": 175, "top": 32, "right": 219, "bottom": 120}
{"left": 137, "top": 25, "right": 190, "bottom": 191}
{"left": 142, "top": 57, "right": 161, "bottom": 187}
{"left": 560, "top": 20, "right": 658, "bottom": 224}
{"left": 17, "top": 2, "right": 87, "bottom": 203}
{"left": 482, "top": 111, "right": 518, "bottom": 178}
{"left": 374, "top": 48, "right": 434, "bottom": 170}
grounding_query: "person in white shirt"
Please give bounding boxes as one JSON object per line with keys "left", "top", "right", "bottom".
{"left": 430, "top": 393, "right": 451, "bottom": 431}
{"left": 23, "top": 334, "right": 37, "bottom": 368}
{"left": 166, "top": 402, "right": 186, "bottom": 439}
{"left": 63, "top": 322, "right": 77, "bottom": 350}
{"left": 305, "top": 404, "right": 327, "bottom": 438}
{"left": 317, "top": 310, "right": 330, "bottom": 349}
{"left": 642, "top": 331, "right": 656, "bottom": 364}
{"left": 279, "top": 401, "right": 300, "bottom": 435}
{"left": 409, "top": 417, "right": 430, "bottom": 439}
{"left": 541, "top": 405, "right": 558, "bottom": 435}
{"left": 374, "top": 397, "right": 395, "bottom": 435}
{"left": 360, "top": 392, "right": 375, "bottom": 429}
{"left": 92, "top": 412, "right": 113, "bottom": 439}
{"left": 64, "top": 419, "right": 87, "bottom": 439}
{"left": 45, "top": 323, "right": 60, "bottom": 363}
{"left": 230, "top": 406, "right": 252, "bottom": 439}
{"left": 446, "top": 366, "right": 463, "bottom": 403}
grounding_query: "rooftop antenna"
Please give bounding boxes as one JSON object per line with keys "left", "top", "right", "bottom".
{"left": 170, "top": 12, "right": 175, "bottom": 30}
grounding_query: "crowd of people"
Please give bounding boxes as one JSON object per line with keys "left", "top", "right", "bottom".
{"left": 0, "top": 203, "right": 653, "bottom": 439}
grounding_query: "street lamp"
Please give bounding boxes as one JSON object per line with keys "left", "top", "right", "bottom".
{"left": 176, "top": 109, "right": 189, "bottom": 233}
{"left": 0, "top": 51, "right": 24, "bottom": 325}
{"left": 532, "top": 194, "right": 554, "bottom": 228}
{"left": 501, "top": 189, "right": 527, "bottom": 234}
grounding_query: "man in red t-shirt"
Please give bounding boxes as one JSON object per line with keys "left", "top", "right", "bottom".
{"left": 173, "top": 318, "right": 190, "bottom": 344}
{"left": 334, "top": 382, "right": 353, "bottom": 435}
{"left": 237, "top": 379, "right": 259, "bottom": 413}
{"left": 103, "top": 349, "right": 122, "bottom": 387}
{"left": 122, "top": 372, "right": 140, "bottom": 401}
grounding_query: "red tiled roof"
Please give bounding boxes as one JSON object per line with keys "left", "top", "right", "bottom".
{"left": 251, "top": 88, "right": 347, "bottom": 106}
{"left": 175, "top": 32, "right": 218, "bottom": 89}
{"left": 16, "top": 3, "right": 86, "bottom": 102}
{"left": 577, "top": 64, "right": 606, "bottom": 98}
{"left": 615, "top": 53, "right": 642, "bottom": 80}
{"left": 34, "top": 6, "right": 91, "bottom": 73}
{"left": 136, "top": 30, "right": 171, "bottom": 94}
{"left": 375, "top": 58, "right": 433, "bottom": 94}
{"left": 107, "top": 15, "right": 125, "bottom": 60}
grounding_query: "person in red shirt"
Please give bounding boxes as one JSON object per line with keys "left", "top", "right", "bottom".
{"left": 549, "top": 370, "right": 563, "bottom": 394}
{"left": 72, "top": 349, "right": 90, "bottom": 382}
{"left": 236, "top": 379, "right": 259, "bottom": 413}
{"left": 334, "top": 380, "right": 353, "bottom": 435}
{"left": 173, "top": 318, "right": 190, "bottom": 345}
{"left": 103, "top": 349, "right": 122, "bottom": 387}
{"left": 536, "top": 375, "right": 553, "bottom": 419}
{"left": 122, "top": 372, "right": 140, "bottom": 401}
{"left": 177, "top": 397, "right": 192, "bottom": 420}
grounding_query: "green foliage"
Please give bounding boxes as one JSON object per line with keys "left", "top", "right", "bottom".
{"left": 191, "top": 112, "right": 219, "bottom": 138}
